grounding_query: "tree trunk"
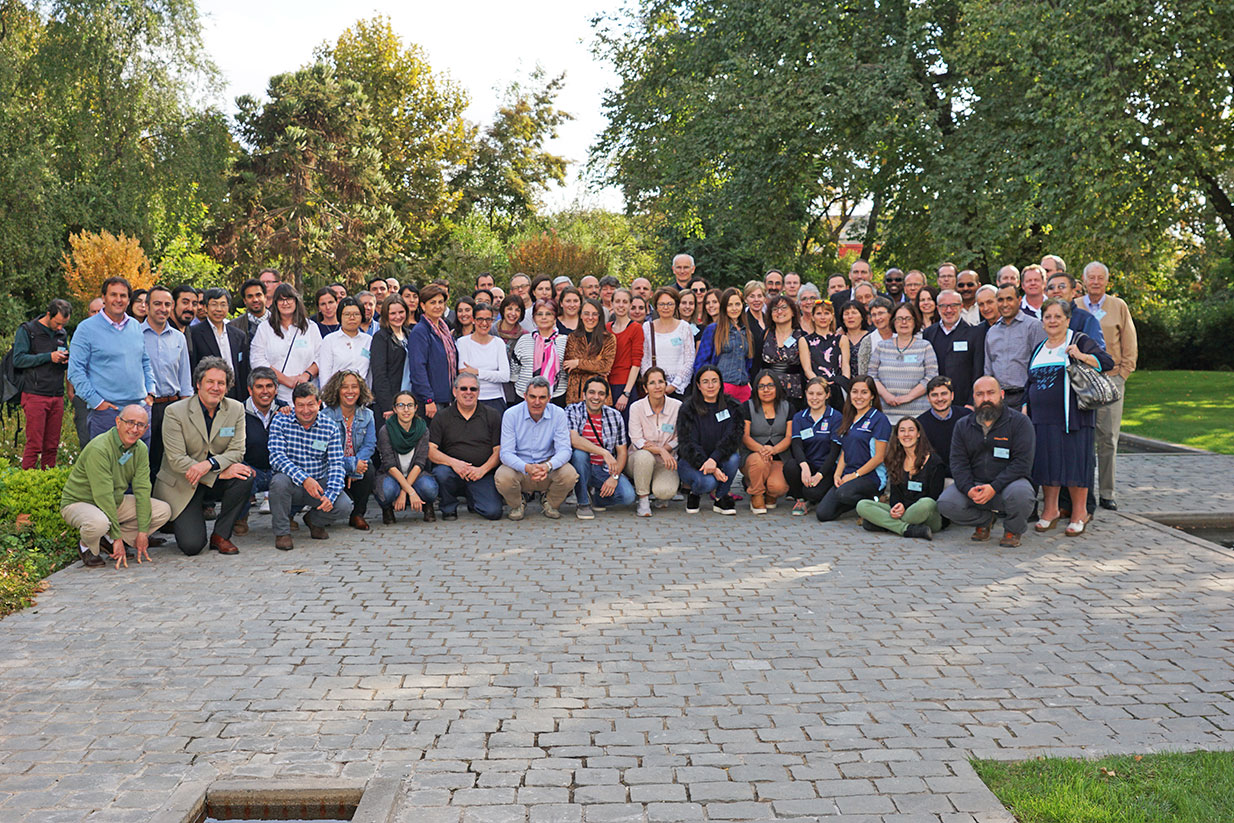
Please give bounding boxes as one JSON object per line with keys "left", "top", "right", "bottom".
{"left": 1199, "top": 171, "right": 1234, "bottom": 240}
{"left": 861, "top": 189, "right": 882, "bottom": 262}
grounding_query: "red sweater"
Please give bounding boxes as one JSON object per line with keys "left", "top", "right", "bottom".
{"left": 607, "top": 320, "right": 645, "bottom": 386}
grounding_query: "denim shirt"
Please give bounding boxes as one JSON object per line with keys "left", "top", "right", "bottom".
{"left": 320, "top": 405, "right": 376, "bottom": 478}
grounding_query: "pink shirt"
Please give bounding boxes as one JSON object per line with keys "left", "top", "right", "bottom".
{"left": 627, "top": 395, "right": 682, "bottom": 461}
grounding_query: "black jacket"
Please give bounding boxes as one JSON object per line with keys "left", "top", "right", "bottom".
{"left": 189, "top": 321, "right": 249, "bottom": 401}
{"left": 922, "top": 320, "right": 984, "bottom": 407}
{"left": 949, "top": 403, "right": 1035, "bottom": 495}
{"left": 243, "top": 399, "right": 287, "bottom": 471}
{"left": 887, "top": 455, "right": 946, "bottom": 509}
{"left": 12, "top": 319, "right": 68, "bottom": 397}
{"left": 677, "top": 395, "right": 743, "bottom": 468}
{"left": 370, "top": 327, "right": 408, "bottom": 418}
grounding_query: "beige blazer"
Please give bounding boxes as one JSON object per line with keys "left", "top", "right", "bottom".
{"left": 154, "top": 396, "right": 247, "bottom": 519}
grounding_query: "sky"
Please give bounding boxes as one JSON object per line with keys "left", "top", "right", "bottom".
{"left": 197, "top": 0, "right": 627, "bottom": 211}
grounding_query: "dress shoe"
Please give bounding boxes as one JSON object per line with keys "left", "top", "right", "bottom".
{"left": 442, "top": 510, "right": 458, "bottom": 521}
{"left": 210, "top": 534, "right": 239, "bottom": 555}
{"left": 999, "top": 531, "right": 1022, "bottom": 548}
{"left": 232, "top": 518, "right": 249, "bottom": 536}
{"left": 147, "top": 536, "right": 167, "bottom": 547}
{"left": 382, "top": 507, "right": 396, "bottom": 525}
{"left": 305, "top": 514, "right": 328, "bottom": 539}
{"left": 274, "top": 534, "right": 294, "bottom": 551}
{"left": 1099, "top": 498, "right": 1118, "bottom": 511}
{"left": 422, "top": 503, "right": 436, "bottom": 522}
{"left": 289, "top": 519, "right": 299, "bottom": 531}
{"left": 349, "top": 514, "right": 370, "bottom": 531}
{"left": 80, "top": 548, "right": 105, "bottom": 568}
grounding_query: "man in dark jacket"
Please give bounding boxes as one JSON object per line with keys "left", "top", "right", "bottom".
{"left": 190, "top": 287, "right": 249, "bottom": 401}
{"left": 922, "top": 290, "right": 984, "bottom": 407}
{"left": 232, "top": 367, "right": 288, "bottom": 535}
{"left": 13, "top": 299, "right": 72, "bottom": 468}
{"left": 937, "top": 376, "right": 1036, "bottom": 547}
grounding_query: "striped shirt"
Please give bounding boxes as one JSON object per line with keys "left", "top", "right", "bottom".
{"left": 268, "top": 411, "right": 345, "bottom": 502}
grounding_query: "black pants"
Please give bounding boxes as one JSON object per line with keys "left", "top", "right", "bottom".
{"left": 173, "top": 475, "right": 253, "bottom": 555}
{"left": 815, "top": 472, "right": 881, "bottom": 522}
{"left": 148, "top": 401, "right": 172, "bottom": 483}
{"left": 787, "top": 468, "right": 835, "bottom": 506}
{"left": 346, "top": 461, "right": 376, "bottom": 518}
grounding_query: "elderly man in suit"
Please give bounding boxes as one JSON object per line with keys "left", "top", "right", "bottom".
{"left": 190, "top": 287, "right": 249, "bottom": 401}
{"left": 154, "top": 356, "right": 253, "bottom": 556}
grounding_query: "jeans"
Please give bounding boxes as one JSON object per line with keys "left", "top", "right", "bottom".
{"left": 268, "top": 472, "right": 351, "bottom": 536}
{"left": 431, "top": 465, "right": 503, "bottom": 520}
{"left": 88, "top": 402, "right": 151, "bottom": 445}
{"left": 677, "top": 452, "right": 741, "bottom": 498}
{"left": 375, "top": 472, "right": 440, "bottom": 509}
{"left": 570, "top": 449, "right": 637, "bottom": 508}
{"left": 237, "top": 467, "right": 272, "bottom": 519}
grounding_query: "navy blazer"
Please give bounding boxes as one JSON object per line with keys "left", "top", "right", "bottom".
{"left": 407, "top": 318, "right": 454, "bottom": 409}
{"left": 189, "top": 321, "right": 249, "bottom": 401}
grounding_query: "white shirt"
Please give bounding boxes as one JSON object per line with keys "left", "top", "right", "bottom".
{"left": 317, "top": 329, "right": 372, "bottom": 390}
{"left": 210, "top": 322, "right": 233, "bottom": 365}
{"left": 959, "top": 305, "right": 981, "bottom": 326}
{"left": 456, "top": 334, "right": 512, "bottom": 401}
{"left": 641, "top": 319, "right": 696, "bottom": 394}
{"left": 250, "top": 321, "right": 323, "bottom": 404}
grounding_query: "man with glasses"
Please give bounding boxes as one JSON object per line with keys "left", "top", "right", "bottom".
{"left": 428, "top": 374, "right": 504, "bottom": 521}
{"left": 510, "top": 273, "right": 532, "bottom": 313}
{"left": 1047, "top": 272, "right": 1105, "bottom": 348}
{"left": 259, "top": 269, "right": 282, "bottom": 308}
{"left": 903, "top": 270, "right": 927, "bottom": 301}
{"left": 669, "top": 254, "right": 696, "bottom": 291}
{"left": 936, "top": 263, "right": 958, "bottom": 292}
{"left": 923, "top": 289, "right": 984, "bottom": 407}
{"left": 882, "top": 268, "right": 906, "bottom": 303}
{"left": 956, "top": 270, "right": 982, "bottom": 325}
{"left": 579, "top": 275, "right": 601, "bottom": 301}
{"left": 60, "top": 405, "right": 171, "bottom": 568}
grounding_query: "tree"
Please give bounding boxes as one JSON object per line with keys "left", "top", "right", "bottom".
{"left": 455, "top": 69, "right": 572, "bottom": 233}
{"left": 508, "top": 231, "right": 609, "bottom": 281}
{"left": 326, "top": 16, "right": 474, "bottom": 258}
{"left": 213, "top": 63, "right": 404, "bottom": 294}
{"left": 62, "top": 230, "right": 156, "bottom": 302}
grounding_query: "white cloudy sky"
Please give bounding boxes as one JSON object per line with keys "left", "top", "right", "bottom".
{"left": 198, "top": 0, "right": 626, "bottom": 211}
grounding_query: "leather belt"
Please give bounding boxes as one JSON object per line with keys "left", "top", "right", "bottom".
{"left": 152, "top": 395, "right": 181, "bottom": 405}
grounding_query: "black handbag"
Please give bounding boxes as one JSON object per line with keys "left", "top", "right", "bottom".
{"left": 1068, "top": 359, "right": 1121, "bottom": 410}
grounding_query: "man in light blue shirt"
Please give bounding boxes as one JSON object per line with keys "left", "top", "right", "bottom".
{"left": 495, "top": 376, "right": 578, "bottom": 521}
{"left": 139, "top": 285, "right": 194, "bottom": 481}
{"left": 66, "top": 277, "right": 156, "bottom": 444}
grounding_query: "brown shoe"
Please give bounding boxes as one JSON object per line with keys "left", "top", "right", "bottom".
{"left": 232, "top": 518, "right": 249, "bottom": 536}
{"left": 210, "top": 534, "right": 239, "bottom": 555}
{"left": 971, "top": 514, "right": 995, "bottom": 542}
{"left": 349, "top": 514, "right": 370, "bottom": 531}
{"left": 80, "top": 548, "right": 105, "bottom": 568}
{"left": 274, "top": 534, "right": 294, "bottom": 551}
{"left": 289, "top": 519, "right": 299, "bottom": 531}
{"left": 999, "top": 531, "right": 1022, "bottom": 548}
{"left": 422, "top": 503, "right": 436, "bottom": 523}
{"left": 305, "top": 513, "right": 328, "bottom": 540}
{"left": 382, "top": 507, "right": 396, "bottom": 525}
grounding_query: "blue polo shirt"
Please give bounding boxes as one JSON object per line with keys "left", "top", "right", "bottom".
{"left": 840, "top": 408, "right": 892, "bottom": 489}
{"left": 792, "top": 406, "right": 843, "bottom": 468}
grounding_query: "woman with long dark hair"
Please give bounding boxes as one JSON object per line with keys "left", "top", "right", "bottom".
{"left": 321, "top": 369, "right": 378, "bottom": 530}
{"left": 855, "top": 416, "right": 944, "bottom": 540}
{"left": 563, "top": 298, "right": 616, "bottom": 405}
{"left": 371, "top": 295, "right": 410, "bottom": 421}
{"left": 313, "top": 287, "right": 341, "bottom": 336}
{"left": 374, "top": 390, "right": 439, "bottom": 524}
{"left": 676, "top": 366, "right": 743, "bottom": 515}
{"left": 250, "top": 284, "right": 322, "bottom": 404}
{"left": 762, "top": 294, "right": 807, "bottom": 407}
{"left": 606, "top": 288, "right": 643, "bottom": 413}
{"left": 128, "top": 289, "right": 149, "bottom": 322}
{"left": 914, "top": 286, "right": 940, "bottom": 328}
{"left": 815, "top": 375, "right": 891, "bottom": 522}
{"left": 740, "top": 371, "right": 792, "bottom": 514}
{"left": 693, "top": 287, "right": 753, "bottom": 402}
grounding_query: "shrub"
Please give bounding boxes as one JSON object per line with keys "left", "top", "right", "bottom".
{"left": 1134, "top": 300, "right": 1234, "bottom": 371}
{"left": 0, "top": 465, "right": 74, "bottom": 542}
{"left": 62, "top": 229, "right": 157, "bottom": 303}
{"left": 508, "top": 230, "right": 609, "bottom": 281}
{"left": 0, "top": 465, "right": 78, "bottom": 616}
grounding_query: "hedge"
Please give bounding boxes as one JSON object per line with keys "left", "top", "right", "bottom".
{"left": 1133, "top": 298, "right": 1234, "bottom": 371}
{"left": 0, "top": 464, "right": 78, "bottom": 616}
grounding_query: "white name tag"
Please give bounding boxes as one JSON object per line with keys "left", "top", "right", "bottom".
{"left": 799, "top": 428, "right": 814, "bottom": 440}
{"left": 311, "top": 439, "right": 327, "bottom": 452}
{"left": 903, "top": 354, "right": 918, "bottom": 363}
{"left": 670, "top": 337, "right": 683, "bottom": 347}
{"left": 220, "top": 426, "right": 235, "bottom": 437}
{"left": 715, "top": 409, "right": 730, "bottom": 422}
{"left": 993, "top": 446, "right": 1010, "bottom": 459}
{"left": 907, "top": 480, "right": 923, "bottom": 492}
{"left": 954, "top": 341, "right": 968, "bottom": 352}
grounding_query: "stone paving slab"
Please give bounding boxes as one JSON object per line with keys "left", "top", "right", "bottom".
{"left": 1118, "top": 453, "right": 1234, "bottom": 516}
{"left": 1, "top": 506, "right": 1233, "bottom": 822}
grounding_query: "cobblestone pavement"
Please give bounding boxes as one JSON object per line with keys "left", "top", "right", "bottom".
{"left": 1118, "top": 452, "right": 1234, "bottom": 516}
{"left": 1, "top": 503, "right": 1233, "bottom": 823}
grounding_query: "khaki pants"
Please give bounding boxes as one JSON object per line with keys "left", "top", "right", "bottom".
{"left": 61, "top": 496, "right": 172, "bottom": 555}
{"left": 626, "top": 449, "right": 679, "bottom": 500}
{"left": 494, "top": 464, "right": 579, "bottom": 509}
{"left": 1094, "top": 374, "right": 1126, "bottom": 500}
{"left": 742, "top": 453, "right": 789, "bottom": 500}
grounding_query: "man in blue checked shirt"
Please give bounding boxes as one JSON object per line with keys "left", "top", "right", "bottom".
{"left": 567, "top": 376, "right": 636, "bottom": 519}
{"left": 267, "top": 382, "right": 350, "bottom": 550}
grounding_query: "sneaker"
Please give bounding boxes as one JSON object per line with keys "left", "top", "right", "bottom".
{"left": 764, "top": 497, "right": 778, "bottom": 510}
{"left": 791, "top": 500, "right": 808, "bottom": 517}
{"left": 543, "top": 502, "right": 562, "bottom": 519}
{"left": 258, "top": 494, "right": 271, "bottom": 515}
{"left": 672, "top": 492, "right": 685, "bottom": 502}
{"left": 750, "top": 493, "right": 766, "bottom": 515}
{"left": 591, "top": 503, "right": 606, "bottom": 513}
{"left": 576, "top": 505, "right": 595, "bottom": 520}
{"left": 508, "top": 504, "right": 525, "bottom": 521}
{"left": 685, "top": 493, "right": 701, "bottom": 514}
{"left": 713, "top": 495, "right": 736, "bottom": 515}
{"left": 904, "top": 523, "right": 933, "bottom": 541}
{"left": 636, "top": 497, "right": 652, "bottom": 517}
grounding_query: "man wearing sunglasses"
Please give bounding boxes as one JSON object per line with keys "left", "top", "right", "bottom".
{"left": 428, "top": 373, "right": 504, "bottom": 521}
{"left": 957, "top": 270, "right": 982, "bottom": 325}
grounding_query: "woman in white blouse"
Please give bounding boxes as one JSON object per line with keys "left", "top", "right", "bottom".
{"left": 250, "top": 284, "right": 322, "bottom": 404}
{"left": 640, "top": 288, "right": 695, "bottom": 396}
{"left": 317, "top": 297, "right": 372, "bottom": 390}
{"left": 455, "top": 302, "right": 511, "bottom": 413}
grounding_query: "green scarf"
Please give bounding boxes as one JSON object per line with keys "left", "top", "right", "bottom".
{"left": 386, "top": 414, "right": 427, "bottom": 455}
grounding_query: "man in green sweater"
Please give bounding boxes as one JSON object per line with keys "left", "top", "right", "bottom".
{"left": 60, "top": 405, "right": 172, "bottom": 568}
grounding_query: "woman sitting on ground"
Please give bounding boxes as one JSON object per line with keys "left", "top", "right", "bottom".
{"left": 676, "top": 366, "right": 743, "bottom": 515}
{"left": 740, "top": 371, "right": 793, "bottom": 514}
{"left": 374, "top": 390, "right": 440, "bottom": 524}
{"left": 815, "top": 375, "right": 891, "bottom": 522}
{"left": 626, "top": 367, "right": 680, "bottom": 517}
{"left": 320, "top": 370, "right": 377, "bottom": 531}
{"left": 788, "top": 377, "right": 843, "bottom": 517}
{"left": 855, "top": 416, "right": 944, "bottom": 540}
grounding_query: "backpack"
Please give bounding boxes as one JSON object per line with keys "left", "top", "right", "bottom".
{"left": 1, "top": 323, "right": 32, "bottom": 447}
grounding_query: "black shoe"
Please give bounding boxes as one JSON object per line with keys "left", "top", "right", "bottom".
{"left": 381, "top": 507, "right": 396, "bottom": 525}
{"left": 861, "top": 519, "right": 881, "bottom": 532}
{"left": 685, "top": 493, "right": 701, "bottom": 514}
{"left": 442, "top": 510, "right": 458, "bottom": 521}
{"left": 203, "top": 504, "right": 217, "bottom": 521}
{"left": 904, "top": 523, "right": 933, "bottom": 541}
{"left": 712, "top": 495, "right": 736, "bottom": 515}
{"left": 1099, "top": 498, "right": 1118, "bottom": 511}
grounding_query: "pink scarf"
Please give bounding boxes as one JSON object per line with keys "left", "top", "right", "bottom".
{"left": 427, "top": 316, "right": 458, "bottom": 379}
{"left": 534, "top": 330, "right": 559, "bottom": 387}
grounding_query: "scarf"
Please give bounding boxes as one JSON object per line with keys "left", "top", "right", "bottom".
{"left": 534, "top": 329, "right": 559, "bottom": 387}
{"left": 426, "top": 316, "right": 458, "bottom": 379}
{"left": 386, "top": 414, "right": 427, "bottom": 455}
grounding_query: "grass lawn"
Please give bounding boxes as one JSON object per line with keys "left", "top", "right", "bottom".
{"left": 974, "top": 751, "right": 1234, "bottom": 823}
{"left": 1122, "top": 370, "right": 1234, "bottom": 454}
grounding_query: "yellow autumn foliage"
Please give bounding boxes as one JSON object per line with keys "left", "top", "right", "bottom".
{"left": 62, "top": 230, "right": 157, "bottom": 302}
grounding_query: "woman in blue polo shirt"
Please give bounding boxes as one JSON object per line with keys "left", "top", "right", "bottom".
{"left": 815, "top": 375, "right": 891, "bottom": 522}
{"left": 788, "top": 377, "right": 844, "bottom": 516}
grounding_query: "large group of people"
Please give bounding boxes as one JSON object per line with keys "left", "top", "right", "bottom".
{"left": 13, "top": 253, "right": 1139, "bottom": 569}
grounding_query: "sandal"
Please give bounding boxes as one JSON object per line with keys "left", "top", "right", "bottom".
{"left": 1034, "top": 517, "right": 1060, "bottom": 532}
{"left": 1065, "top": 520, "right": 1086, "bottom": 537}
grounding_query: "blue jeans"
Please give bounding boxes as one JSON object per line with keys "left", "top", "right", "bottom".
{"left": 375, "top": 473, "right": 439, "bottom": 509}
{"left": 431, "top": 464, "right": 504, "bottom": 520}
{"left": 678, "top": 452, "right": 741, "bottom": 498}
{"left": 570, "top": 449, "right": 637, "bottom": 508}
{"left": 238, "top": 467, "right": 272, "bottom": 519}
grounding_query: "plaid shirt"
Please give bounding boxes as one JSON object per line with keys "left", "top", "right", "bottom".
{"left": 566, "top": 402, "right": 628, "bottom": 453}
{"left": 268, "top": 411, "right": 345, "bottom": 501}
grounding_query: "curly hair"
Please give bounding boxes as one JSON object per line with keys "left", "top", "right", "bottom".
{"left": 321, "top": 369, "right": 374, "bottom": 408}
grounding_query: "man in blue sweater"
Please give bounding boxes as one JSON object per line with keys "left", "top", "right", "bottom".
{"left": 66, "top": 277, "right": 156, "bottom": 443}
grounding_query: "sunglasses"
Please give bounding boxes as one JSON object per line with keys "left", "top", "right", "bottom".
{"left": 456, "top": 386, "right": 479, "bottom": 393}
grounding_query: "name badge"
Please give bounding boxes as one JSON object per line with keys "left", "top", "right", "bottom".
{"left": 903, "top": 354, "right": 918, "bottom": 363}
{"left": 953, "top": 341, "right": 968, "bottom": 352}
{"left": 238, "top": 351, "right": 244, "bottom": 362}
{"left": 118, "top": 451, "right": 132, "bottom": 465}
{"left": 784, "top": 333, "right": 794, "bottom": 345}
{"left": 1092, "top": 308, "right": 1106, "bottom": 321}
{"left": 220, "top": 426, "right": 236, "bottom": 437}
{"left": 993, "top": 446, "right": 1010, "bottom": 459}
{"left": 294, "top": 339, "right": 308, "bottom": 349}
{"left": 660, "top": 423, "right": 675, "bottom": 433}
{"left": 670, "top": 337, "right": 683, "bottom": 347}
{"left": 361, "top": 348, "right": 370, "bottom": 359}
{"left": 907, "top": 480, "right": 923, "bottom": 492}
{"left": 311, "top": 439, "right": 327, "bottom": 452}
{"left": 799, "top": 428, "right": 814, "bottom": 440}
{"left": 715, "top": 409, "right": 730, "bottom": 422}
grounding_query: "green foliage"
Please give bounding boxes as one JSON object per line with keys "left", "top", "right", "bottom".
{"left": 0, "top": 464, "right": 73, "bottom": 542}
{"left": 0, "top": 464, "right": 78, "bottom": 617}
{"left": 1133, "top": 300, "right": 1234, "bottom": 371}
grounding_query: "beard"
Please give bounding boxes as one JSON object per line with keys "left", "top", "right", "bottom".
{"left": 975, "top": 400, "right": 1002, "bottom": 424}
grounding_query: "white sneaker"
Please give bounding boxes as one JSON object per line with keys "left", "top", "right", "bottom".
{"left": 636, "top": 497, "right": 652, "bottom": 517}
{"left": 258, "top": 493, "right": 271, "bottom": 515}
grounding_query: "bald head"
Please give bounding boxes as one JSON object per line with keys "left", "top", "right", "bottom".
{"left": 115, "top": 404, "right": 149, "bottom": 447}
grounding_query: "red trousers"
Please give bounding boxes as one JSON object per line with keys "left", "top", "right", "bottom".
{"left": 21, "top": 393, "right": 64, "bottom": 469}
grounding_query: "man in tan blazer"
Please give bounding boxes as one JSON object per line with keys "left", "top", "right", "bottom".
{"left": 154, "top": 356, "right": 254, "bottom": 555}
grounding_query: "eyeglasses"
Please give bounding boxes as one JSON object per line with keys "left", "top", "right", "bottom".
{"left": 118, "top": 418, "right": 148, "bottom": 430}
{"left": 691, "top": 285, "right": 706, "bottom": 292}
{"left": 938, "top": 302, "right": 962, "bottom": 309}
{"left": 772, "top": 304, "right": 791, "bottom": 312}
{"left": 475, "top": 316, "right": 493, "bottom": 323}
{"left": 758, "top": 383, "right": 777, "bottom": 390}
{"left": 456, "top": 386, "right": 479, "bottom": 393}
{"left": 277, "top": 296, "right": 296, "bottom": 303}
{"left": 393, "top": 402, "right": 416, "bottom": 410}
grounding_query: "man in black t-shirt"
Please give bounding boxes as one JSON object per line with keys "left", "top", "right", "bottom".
{"left": 916, "top": 376, "right": 971, "bottom": 479}
{"left": 427, "top": 373, "right": 503, "bottom": 520}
